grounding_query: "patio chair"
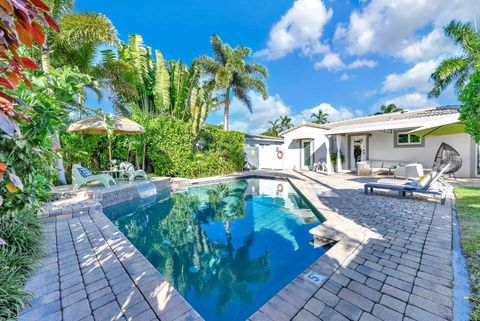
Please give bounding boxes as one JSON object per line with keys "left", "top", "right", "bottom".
{"left": 364, "top": 164, "right": 450, "bottom": 204}
{"left": 394, "top": 163, "right": 424, "bottom": 179}
{"left": 119, "top": 162, "right": 148, "bottom": 181}
{"left": 72, "top": 164, "right": 116, "bottom": 191}
{"left": 356, "top": 161, "right": 372, "bottom": 176}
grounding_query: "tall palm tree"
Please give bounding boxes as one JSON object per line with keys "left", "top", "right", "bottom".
{"left": 311, "top": 110, "right": 329, "bottom": 124}
{"left": 429, "top": 20, "right": 480, "bottom": 98}
{"left": 375, "top": 103, "right": 404, "bottom": 115}
{"left": 279, "top": 116, "right": 293, "bottom": 131}
{"left": 198, "top": 34, "right": 268, "bottom": 130}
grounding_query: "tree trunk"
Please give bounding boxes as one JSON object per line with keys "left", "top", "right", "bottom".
{"left": 223, "top": 89, "right": 230, "bottom": 131}
{"left": 42, "top": 43, "right": 67, "bottom": 185}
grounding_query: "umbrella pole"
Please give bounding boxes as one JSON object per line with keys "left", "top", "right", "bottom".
{"left": 108, "top": 141, "right": 112, "bottom": 171}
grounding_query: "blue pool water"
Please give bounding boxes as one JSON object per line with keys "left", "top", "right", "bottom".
{"left": 104, "top": 178, "right": 329, "bottom": 321}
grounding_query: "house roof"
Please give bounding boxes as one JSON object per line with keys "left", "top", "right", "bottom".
{"left": 280, "top": 105, "right": 460, "bottom": 136}
{"left": 245, "top": 133, "right": 284, "bottom": 143}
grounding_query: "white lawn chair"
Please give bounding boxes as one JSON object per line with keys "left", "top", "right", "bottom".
{"left": 119, "top": 162, "right": 147, "bottom": 181}
{"left": 72, "top": 164, "right": 116, "bottom": 191}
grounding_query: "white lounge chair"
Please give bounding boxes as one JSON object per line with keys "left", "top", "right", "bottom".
{"left": 119, "top": 162, "right": 147, "bottom": 181}
{"left": 364, "top": 164, "right": 450, "bottom": 204}
{"left": 72, "top": 164, "right": 116, "bottom": 191}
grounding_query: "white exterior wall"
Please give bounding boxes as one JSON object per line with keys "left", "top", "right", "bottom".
{"left": 339, "top": 131, "right": 474, "bottom": 177}
{"left": 281, "top": 126, "right": 330, "bottom": 170}
{"left": 258, "top": 145, "right": 284, "bottom": 169}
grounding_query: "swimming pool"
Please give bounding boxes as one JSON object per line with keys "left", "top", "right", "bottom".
{"left": 105, "top": 178, "right": 330, "bottom": 321}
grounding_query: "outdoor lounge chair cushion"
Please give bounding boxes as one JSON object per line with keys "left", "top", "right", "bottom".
{"left": 77, "top": 166, "right": 92, "bottom": 178}
{"left": 407, "top": 173, "right": 434, "bottom": 190}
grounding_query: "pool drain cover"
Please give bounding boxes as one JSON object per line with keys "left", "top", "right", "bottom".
{"left": 304, "top": 270, "right": 326, "bottom": 286}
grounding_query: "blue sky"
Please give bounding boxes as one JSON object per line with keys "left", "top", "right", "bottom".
{"left": 76, "top": 0, "right": 477, "bottom": 133}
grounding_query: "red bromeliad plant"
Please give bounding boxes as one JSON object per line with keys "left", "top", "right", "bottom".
{"left": 0, "top": 0, "right": 58, "bottom": 204}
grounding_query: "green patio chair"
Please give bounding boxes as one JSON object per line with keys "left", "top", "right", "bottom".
{"left": 119, "top": 162, "right": 148, "bottom": 181}
{"left": 72, "top": 164, "right": 116, "bottom": 191}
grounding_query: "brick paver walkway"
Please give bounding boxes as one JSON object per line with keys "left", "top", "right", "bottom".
{"left": 20, "top": 171, "right": 457, "bottom": 321}
{"left": 20, "top": 212, "right": 200, "bottom": 321}
{"left": 288, "top": 172, "right": 455, "bottom": 321}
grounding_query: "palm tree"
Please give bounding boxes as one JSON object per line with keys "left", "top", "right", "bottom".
{"left": 375, "top": 103, "right": 404, "bottom": 115}
{"left": 262, "top": 119, "right": 281, "bottom": 136}
{"left": 429, "top": 20, "right": 480, "bottom": 98}
{"left": 311, "top": 110, "right": 329, "bottom": 124}
{"left": 279, "top": 116, "right": 293, "bottom": 131}
{"left": 198, "top": 34, "right": 268, "bottom": 130}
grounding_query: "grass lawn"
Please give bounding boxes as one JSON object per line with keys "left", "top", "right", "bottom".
{"left": 455, "top": 186, "right": 480, "bottom": 320}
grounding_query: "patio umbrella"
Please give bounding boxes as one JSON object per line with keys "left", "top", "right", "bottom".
{"left": 67, "top": 115, "right": 145, "bottom": 169}
{"left": 407, "top": 122, "right": 465, "bottom": 137}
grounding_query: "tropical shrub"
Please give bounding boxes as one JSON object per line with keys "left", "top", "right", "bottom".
{"left": 459, "top": 69, "right": 480, "bottom": 143}
{"left": 98, "top": 35, "right": 216, "bottom": 136}
{"left": 197, "top": 125, "right": 245, "bottom": 175}
{"left": 146, "top": 115, "right": 194, "bottom": 177}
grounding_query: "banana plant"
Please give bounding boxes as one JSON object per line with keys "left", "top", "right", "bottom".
{"left": 100, "top": 34, "right": 218, "bottom": 135}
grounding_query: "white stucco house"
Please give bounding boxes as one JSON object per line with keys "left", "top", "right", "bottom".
{"left": 251, "top": 106, "right": 478, "bottom": 178}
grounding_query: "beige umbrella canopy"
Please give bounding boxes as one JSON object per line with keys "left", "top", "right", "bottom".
{"left": 67, "top": 115, "right": 145, "bottom": 169}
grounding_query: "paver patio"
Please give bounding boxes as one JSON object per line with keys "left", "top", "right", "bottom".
{"left": 20, "top": 171, "right": 459, "bottom": 321}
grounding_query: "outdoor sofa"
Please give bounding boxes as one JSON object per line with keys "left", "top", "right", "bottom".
{"left": 356, "top": 160, "right": 405, "bottom": 176}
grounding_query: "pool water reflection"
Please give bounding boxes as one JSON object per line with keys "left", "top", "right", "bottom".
{"left": 105, "top": 178, "right": 329, "bottom": 321}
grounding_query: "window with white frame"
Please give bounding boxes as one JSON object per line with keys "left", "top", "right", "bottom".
{"left": 396, "top": 132, "right": 422, "bottom": 146}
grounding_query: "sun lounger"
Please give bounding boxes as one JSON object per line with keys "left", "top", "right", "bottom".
{"left": 72, "top": 164, "right": 116, "bottom": 191}
{"left": 119, "top": 162, "right": 147, "bottom": 181}
{"left": 364, "top": 164, "right": 450, "bottom": 204}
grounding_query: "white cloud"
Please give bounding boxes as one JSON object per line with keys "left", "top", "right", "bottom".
{"left": 315, "top": 55, "right": 377, "bottom": 71}
{"left": 348, "top": 59, "right": 376, "bottom": 69}
{"left": 291, "top": 103, "right": 359, "bottom": 124}
{"left": 224, "top": 92, "right": 360, "bottom": 133}
{"left": 227, "top": 93, "right": 292, "bottom": 133}
{"left": 398, "top": 29, "right": 457, "bottom": 63}
{"left": 335, "top": 0, "right": 480, "bottom": 61}
{"left": 340, "top": 73, "right": 350, "bottom": 81}
{"left": 382, "top": 60, "right": 438, "bottom": 92}
{"left": 314, "top": 53, "right": 345, "bottom": 70}
{"left": 384, "top": 92, "right": 437, "bottom": 109}
{"left": 256, "top": 0, "right": 333, "bottom": 60}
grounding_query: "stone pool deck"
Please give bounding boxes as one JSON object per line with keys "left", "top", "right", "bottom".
{"left": 20, "top": 171, "right": 464, "bottom": 321}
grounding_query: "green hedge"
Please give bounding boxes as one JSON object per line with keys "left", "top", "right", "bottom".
{"left": 146, "top": 115, "right": 194, "bottom": 177}
{"left": 62, "top": 115, "right": 245, "bottom": 179}
{"left": 192, "top": 125, "right": 245, "bottom": 177}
